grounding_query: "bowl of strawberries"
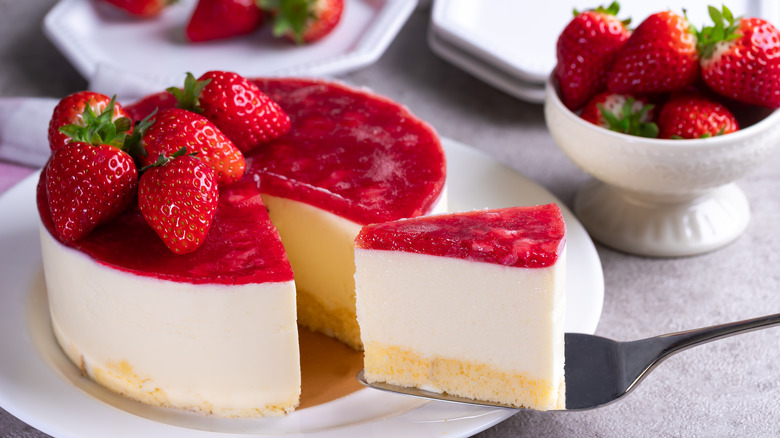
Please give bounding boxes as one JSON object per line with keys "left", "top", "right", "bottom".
{"left": 544, "top": 3, "right": 780, "bottom": 257}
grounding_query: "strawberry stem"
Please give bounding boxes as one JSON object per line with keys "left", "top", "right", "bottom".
{"left": 139, "top": 146, "right": 195, "bottom": 172}
{"left": 573, "top": 2, "right": 630, "bottom": 26}
{"left": 168, "top": 72, "right": 211, "bottom": 114}
{"left": 123, "top": 108, "right": 158, "bottom": 161}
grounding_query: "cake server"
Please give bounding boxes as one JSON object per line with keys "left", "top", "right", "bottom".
{"left": 357, "top": 312, "right": 780, "bottom": 411}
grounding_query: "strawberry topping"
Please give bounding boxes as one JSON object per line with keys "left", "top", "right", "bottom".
{"left": 355, "top": 204, "right": 566, "bottom": 269}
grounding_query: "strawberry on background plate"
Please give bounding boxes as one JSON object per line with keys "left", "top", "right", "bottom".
{"left": 555, "top": 1, "right": 631, "bottom": 111}
{"left": 170, "top": 71, "right": 291, "bottom": 153}
{"left": 138, "top": 151, "right": 219, "bottom": 254}
{"left": 657, "top": 92, "right": 739, "bottom": 139}
{"left": 608, "top": 10, "right": 699, "bottom": 95}
{"left": 259, "top": 0, "right": 344, "bottom": 44}
{"left": 580, "top": 91, "right": 658, "bottom": 138}
{"left": 139, "top": 108, "right": 246, "bottom": 184}
{"left": 186, "top": 0, "right": 264, "bottom": 42}
{"left": 48, "top": 92, "right": 132, "bottom": 152}
{"left": 697, "top": 6, "right": 780, "bottom": 108}
{"left": 98, "top": 0, "right": 175, "bottom": 17}
{"left": 45, "top": 142, "right": 138, "bottom": 242}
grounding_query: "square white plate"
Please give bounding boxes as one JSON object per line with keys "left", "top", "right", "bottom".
{"left": 43, "top": 0, "right": 416, "bottom": 89}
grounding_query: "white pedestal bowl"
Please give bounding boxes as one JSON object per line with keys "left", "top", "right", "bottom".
{"left": 544, "top": 79, "right": 780, "bottom": 257}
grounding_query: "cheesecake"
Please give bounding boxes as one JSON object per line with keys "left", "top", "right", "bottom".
{"left": 38, "top": 77, "right": 447, "bottom": 416}
{"left": 354, "top": 204, "right": 567, "bottom": 410}
{"left": 38, "top": 178, "right": 301, "bottom": 417}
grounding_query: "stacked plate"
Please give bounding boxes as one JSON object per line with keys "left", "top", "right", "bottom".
{"left": 428, "top": 0, "right": 780, "bottom": 104}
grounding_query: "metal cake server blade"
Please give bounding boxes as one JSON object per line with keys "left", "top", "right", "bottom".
{"left": 357, "top": 313, "right": 780, "bottom": 411}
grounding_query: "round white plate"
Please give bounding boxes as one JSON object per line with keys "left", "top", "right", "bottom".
{"left": 0, "top": 138, "right": 603, "bottom": 438}
{"left": 43, "top": 0, "right": 417, "bottom": 90}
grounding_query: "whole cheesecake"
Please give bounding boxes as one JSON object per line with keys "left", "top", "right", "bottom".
{"left": 354, "top": 204, "right": 567, "bottom": 410}
{"left": 39, "top": 78, "right": 447, "bottom": 416}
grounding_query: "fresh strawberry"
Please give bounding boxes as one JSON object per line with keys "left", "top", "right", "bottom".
{"left": 139, "top": 108, "right": 246, "bottom": 183}
{"left": 138, "top": 151, "right": 219, "bottom": 254}
{"left": 697, "top": 6, "right": 780, "bottom": 108}
{"left": 580, "top": 91, "right": 658, "bottom": 138}
{"left": 99, "top": 0, "right": 175, "bottom": 17}
{"left": 170, "top": 71, "right": 291, "bottom": 152}
{"left": 657, "top": 92, "right": 739, "bottom": 139}
{"left": 555, "top": 1, "right": 631, "bottom": 111}
{"left": 186, "top": 0, "right": 264, "bottom": 42}
{"left": 259, "top": 0, "right": 344, "bottom": 44}
{"left": 45, "top": 142, "right": 138, "bottom": 242}
{"left": 608, "top": 10, "right": 699, "bottom": 95}
{"left": 48, "top": 92, "right": 132, "bottom": 153}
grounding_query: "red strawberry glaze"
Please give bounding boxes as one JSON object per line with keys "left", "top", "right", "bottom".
{"left": 125, "top": 78, "right": 447, "bottom": 225}
{"left": 37, "top": 173, "right": 293, "bottom": 285}
{"left": 355, "top": 204, "right": 566, "bottom": 269}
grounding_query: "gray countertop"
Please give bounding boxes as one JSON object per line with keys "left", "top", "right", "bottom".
{"left": 2, "top": 1, "right": 780, "bottom": 437}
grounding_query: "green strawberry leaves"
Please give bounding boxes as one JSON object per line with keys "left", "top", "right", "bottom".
{"left": 573, "top": 1, "right": 631, "bottom": 27}
{"left": 168, "top": 72, "right": 212, "bottom": 113}
{"left": 258, "top": 0, "right": 316, "bottom": 44}
{"left": 693, "top": 5, "right": 743, "bottom": 59}
{"left": 58, "top": 95, "right": 133, "bottom": 149}
{"left": 598, "top": 98, "right": 659, "bottom": 138}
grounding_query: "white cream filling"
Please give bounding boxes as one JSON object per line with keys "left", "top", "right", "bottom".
{"left": 355, "top": 247, "right": 566, "bottom": 385}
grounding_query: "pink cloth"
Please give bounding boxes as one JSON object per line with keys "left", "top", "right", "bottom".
{"left": 0, "top": 162, "right": 36, "bottom": 196}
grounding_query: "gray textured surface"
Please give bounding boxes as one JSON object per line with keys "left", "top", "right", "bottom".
{"left": 2, "top": 1, "right": 780, "bottom": 437}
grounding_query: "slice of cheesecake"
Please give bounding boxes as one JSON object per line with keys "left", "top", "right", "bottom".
{"left": 354, "top": 204, "right": 567, "bottom": 410}
{"left": 38, "top": 178, "right": 301, "bottom": 417}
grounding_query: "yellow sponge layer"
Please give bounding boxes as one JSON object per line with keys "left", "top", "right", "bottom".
{"left": 363, "top": 342, "right": 564, "bottom": 410}
{"left": 297, "top": 287, "right": 362, "bottom": 351}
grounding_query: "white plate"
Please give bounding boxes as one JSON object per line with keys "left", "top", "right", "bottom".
{"left": 43, "top": 0, "right": 416, "bottom": 90}
{"left": 430, "top": 0, "right": 780, "bottom": 99}
{"left": 427, "top": 28, "right": 546, "bottom": 104}
{"left": 0, "top": 138, "right": 603, "bottom": 438}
